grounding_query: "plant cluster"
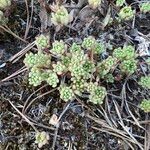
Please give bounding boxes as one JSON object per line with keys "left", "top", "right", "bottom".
{"left": 0, "top": 0, "right": 11, "bottom": 10}
{"left": 88, "top": 0, "right": 101, "bottom": 9}
{"left": 140, "top": 99, "right": 150, "bottom": 113}
{"left": 35, "top": 131, "right": 50, "bottom": 148}
{"left": 119, "top": 6, "right": 134, "bottom": 20}
{"left": 116, "top": 0, "right": 125, "bottom": 7}
{"left": 51, "top": 5, "right": 72, "bottom": 26}
{"left": 0, "top": 0, "right": 11, "bottom": 24}
{"left": 113, "top": 45, "right": 137, "bottom": 74}
{"left": 140, "top": 2, "right": 150, "bottom": 13}
{"left": 24, "top": 35, "right": 139, "bottom": 104}
{"left": 138, "top": 76, "right": 150, "bottom": 89}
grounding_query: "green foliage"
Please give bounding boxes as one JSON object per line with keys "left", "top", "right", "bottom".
{"left": 46, "top": 71, "right": 59, "bottom": 88}
{"left": 71, "top": 77, "right": 85, "bottom": 95}
{"left": 82, "top": 36, "right": 96, "bottom": 50}
{"left": 113, "top": 45, "right": 137, "bottom": 74}
{"left": 139, "top": 76, "right": 150, "bottom": 89}
{"left": 88, "top": 0, "right": 101, "bottom": 9}
{"left": 35, "top": 35, "right": 50, "bottom": 49}
{"left": 59, "top": 86, "right": 74, "bottom": 102}
{"left": 70, "top": 43, "right": 81, "bottom": 53}
{"left": 24, "top": 36, "right": 139, "bottom": 104}
{"left": 98, "top": 56, "right": 117, "bottom": 78}
{"left": 51, "top": 40, "right": 65, "bottom": 56}
{"left": 140, "top": 2, "right": 150, "bottom": 13}
{"left": 116, "top": 0, "right": 125, "bottom": 7}
{"left": 140, "top": 99, "right": 150, "bottom": 113}
{"left": 0, "top": 0, "right": 11, "bottom": 10}
{"left": 0, "top": 10, "right": 7, "bottom": 24}
{"left": 120, "top": 59, "right": 137, "bottom": 74}
{"left": 119, "top": 6, "right": 134, "bottom": 20}
{"left": 28, "top": 67, "right": 44, "bottom": 86}
{"left": 23, "top": 52, "right": 51, "bottom": 68}
{"left": 35, "top": 131, "right": 49, "bottom": 148}
{"left": 82, "top": 36, "right": 105, "bottom": 54}
{"left": 89, "top": 85, "right": 107, "bottom": 104}
{"left": 51, "top": 5, "right": 70, "bottom": 26}
{"left": 53, "top": 62, "right": 66, "bottom": 75}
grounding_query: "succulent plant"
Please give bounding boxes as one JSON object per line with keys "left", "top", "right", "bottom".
{"left": 140, "top": 99, "right": 150, "bottom": 113}
{"left": 120, "top": 59, "right": 137, "bottom": 74}
{"left": 116, "top": 0, "right": 125, "bottom": 7}
{"left": 46, "top": 70, "right": 59, "bottom": 88}
{"left": 82, "top": 36, "right": 96, "bottom": 50}
{"left": 88, "top": 0, "right": 101, "bottom": 9}
{"left": 70, "top": 43, "right": 81, "bottom": 53}
{"left": 59, "top": 86, "right": 74, "bottom": 102}
{"left": 0, "top": 10, "right": 8, "bottom": 25}
{"left": 35, "top": 131, "right": 50, "bottom": 148}
{"left": 28, "top": 67, "right": 44, "bottom": 86}
{"left": 119, "top": 6, "right": 134, "bottom": 20}
{"left": 89, "top": 86, "right": 107, "bottom": 104}
{"left": 71, "top": 77, "right": 85, "bottom": 95}
{"left": 140, "top": 2, "right": 150, "bottom": 13}
{"left": 53, "top": 61, "right": 66, "bottom": 75}
{"left": 22, "top": 36, "right": 137, "bottom": 105}
{"left": 35, "top": 35, "right": 50, "bottom": 50}
{"left": 94, "top": 42, "right": 105, "bottom": 54}
{"left": 51, "top": 5, "right": 71, "bottom": 26}
{"left": 51, "top": 40, "right": 65, "bottom": 56}
{"left": 0, "top": 0, "right": 11, "bottom": 10}
{"left": 138, "top": 76, "right": 150, "bottom": 89}
{"left": 24, "top": 52, "right": 51, "bottom": 68}
{"left": 98, "top": 56, "right": 117, "bottom": 78}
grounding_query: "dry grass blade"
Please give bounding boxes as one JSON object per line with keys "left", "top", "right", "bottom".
{"left": 22, "top": 84, "right": 48, "bottom": 114}
{"left": 91, "top": 126, "right": 135, "bottom": 150}
{"left": 86, "top": 114, "right": 143, "bottom": 148}
{"left": 0, "top": 25, "right": 27, "bottom": 43}
{"left": 24, "top": 88, "right": 58, "bottom": 114}
{"left": 9, "top": 41, "right": 36, "bottom": 63}
{"left": 113, "top": 100, "right": 144, "bottom": 150}
{"left": 7, "top": 99, "right": 37, "bottom": 132}
{"left": 24, "top": 0, "right": 34, "bottom": 39}
{"left": 144, "top": 114, "right": 150, "bottom": 150}
{"left": 0, "top": 66, "right": 27, "bottom": 83}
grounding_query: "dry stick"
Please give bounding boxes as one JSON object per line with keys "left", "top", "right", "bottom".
{"left": 9, "top": 41, "right": 36, "bottom": 63}
{"left": 7, "top": 99, "right": 38, "bottom": 132}
{"left": 52, "top": 101, "right": 72, "bottom": 149}
{"left": 113, "top": 100, "right": 144, "bottom": 149}
{"left": 22, "top": 84, "right": 48, "bottom": 114}
{"left": 0, "top": 66, "right": 27, "bottom": 83}
{"left": 24, "top": 0, "right": 34, "bottom": 39}
{"left": 91, "top": 126, "right": 135, "bottom": 150}
{"left": 24, "top": 88, "right": 58, "bottom": 114}
{"left": 0, "top": 25, "right": 27, "bottom": 43}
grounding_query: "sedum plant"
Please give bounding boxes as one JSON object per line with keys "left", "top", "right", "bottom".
{"left": 140, "top": 2, "right": 150, "bottom": 13}
{"left": 138, "top": 76, "right": 150, "bottom": 89}
{"left": 113, "top": 45, "right": 137, "bottom": 75}
{"left": 24, "top": 35, "right": 139, "bottom": 104}
{"left": 59, "top": 86, "right": 74, "bottom": 102}
{"left": 119, "top": 6, "right": 134, "bottom": 20}
{"left": 120, "top": 59, "right": 137, "bottom": 74}
{"left": 140, "top": 99, "right": 150, "bottom": 113}
{"left": 51, "top": 5, "right": 72, "bottom": 26}
{"left": 35, "top": 131, "right": 50, "bottom": 148}
{"left": 116, "top": 0, "right": 125, "bottom": 7}
{"left": 35, "top": 34, "right": 50, "bottom": 50}
{"left": 0, "top": 0, "right": 11, "bottom": 10}
{"left": 88, "top": 0, "right": 101, "bottom": 9}
{"left": 51, "top": 40, "right": 66, "bottom": 56}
